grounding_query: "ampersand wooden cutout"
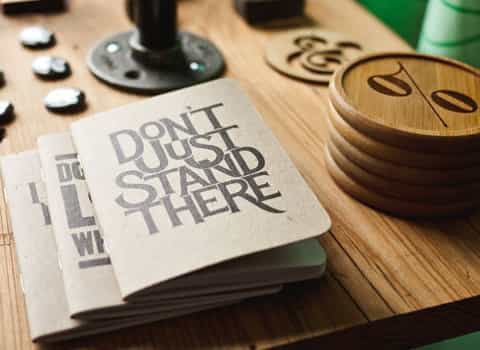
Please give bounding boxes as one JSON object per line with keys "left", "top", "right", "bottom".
{"left": 265, "top": 29, "right": 369, "bottom": 84}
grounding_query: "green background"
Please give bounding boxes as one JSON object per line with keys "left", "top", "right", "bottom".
{"left": 359, "top": 0, "right": 480, "bottom": 67}
{"left": 359, "top": 0, "right": 428, "bottom": 47}
{"left": 416, "top": 331, "right": 480, "bottom": 349}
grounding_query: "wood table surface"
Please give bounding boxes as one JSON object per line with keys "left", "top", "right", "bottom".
{"left": 1, "top": 1, "right": 479, "bottom": 349}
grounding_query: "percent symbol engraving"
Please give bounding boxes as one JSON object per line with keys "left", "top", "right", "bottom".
{"left": 367, "top": 61, "right": 478, "bottom": 128}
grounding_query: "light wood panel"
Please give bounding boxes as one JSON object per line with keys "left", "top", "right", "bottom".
{"left": 1, "top": 1, "right": 480, "bottom": 349}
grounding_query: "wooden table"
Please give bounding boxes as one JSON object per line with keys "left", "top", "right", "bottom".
{"left": 1, "top": 1, "right": 479, "bottom": 349}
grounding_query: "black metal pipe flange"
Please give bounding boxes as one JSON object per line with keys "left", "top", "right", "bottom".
{"left": 88, "top": 0, "right": 225, "bottom": 94}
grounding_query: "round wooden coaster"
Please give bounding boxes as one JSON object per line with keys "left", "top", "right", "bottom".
{"left": 328, "top": 100, "right": 480, "bottom": 169}
{"left": 327, "top": 140, "right": 480, "bottom": 203}
{"left": 324, "top": 145, "right": 478, "bottom": 217}
{"left": 330, "top": 52, "right": 480, "bottom": 152}
{"left": 265, "top": 28, "right": 369, "bottom": 84}
{"left": 327, "top": 116, "right": 480, "bottom": 185}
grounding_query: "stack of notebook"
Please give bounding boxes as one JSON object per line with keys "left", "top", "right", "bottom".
{"left": 1, "top": 79, "right": 331, "bottom": 342}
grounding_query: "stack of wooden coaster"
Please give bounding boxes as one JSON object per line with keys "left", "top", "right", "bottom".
{"left": 325, "top": 52, "right": 480, "bottom": 217}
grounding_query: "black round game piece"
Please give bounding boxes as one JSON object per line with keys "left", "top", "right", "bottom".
{"left": 44, "top": 88, "right": 86, "bottom": 114}
{"left": 0, "top": 128, "right": 5, "bottom": 143}
{"left": 32, "top": 56, "right": 71, "bottom": 80}
{"left": 0, "top": 100, "right": 14, "bottom": 124}
{"left": 19, "top": 26, "right": 55, "bottom": 49}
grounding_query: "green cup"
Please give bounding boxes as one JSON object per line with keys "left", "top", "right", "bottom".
{"left": 418, "top": 0, "right": 480, "bottom": 68}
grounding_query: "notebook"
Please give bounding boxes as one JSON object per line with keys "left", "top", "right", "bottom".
{"left": 38, "top": 131, "right": 326, "bottom": 311}
{"left": 70, "top": 78, "right": 331, "bottom": 299}
{"left": 1, "top": 78, "right": 330, "bottom": 343}
{"left": 0, "top": 150, "right": 248, "bottom": 342}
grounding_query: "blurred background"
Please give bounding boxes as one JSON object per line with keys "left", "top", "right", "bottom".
{"left": 360, "top": 0, "right": 479, "bottom": 68}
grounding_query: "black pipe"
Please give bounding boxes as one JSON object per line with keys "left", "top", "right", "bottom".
{"left": 133, "top": 0, "right": 177, "bottom": 51}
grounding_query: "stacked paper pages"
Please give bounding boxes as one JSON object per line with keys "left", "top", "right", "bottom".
{"left": 1, "top": 79, "right": 331, "bottom": 342}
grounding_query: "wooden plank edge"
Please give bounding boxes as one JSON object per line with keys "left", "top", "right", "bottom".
{"left": 271, "top": 293, "right": 480, "bottom": 350}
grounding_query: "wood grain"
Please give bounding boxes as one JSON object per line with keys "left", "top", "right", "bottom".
{"left": 327, "top": 132, "right": 480, "bottom": 202}
{"left": 328, "top": 113, "right": 480, "bottom": 185}
{"left": 330, "top": 52, "right": 480, "bottom": 152}
{"left": 265, "top": 28, "right": 369, "bottom": 84}
{"left": 1, "top": 1, "right": 480, "bottom": 349}
{"left": 325, "top": 144, "right": 477, "bottom": 217}
{"left": 327, "top": 100, "right": 480, "bottom": 169}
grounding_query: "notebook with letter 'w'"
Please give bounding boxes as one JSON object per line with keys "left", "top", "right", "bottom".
{"left": 0, "top": 150, "right": 242, "bottom": 342}
{"left": 38, "top": 132, "right": 282, "bottom": 319}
